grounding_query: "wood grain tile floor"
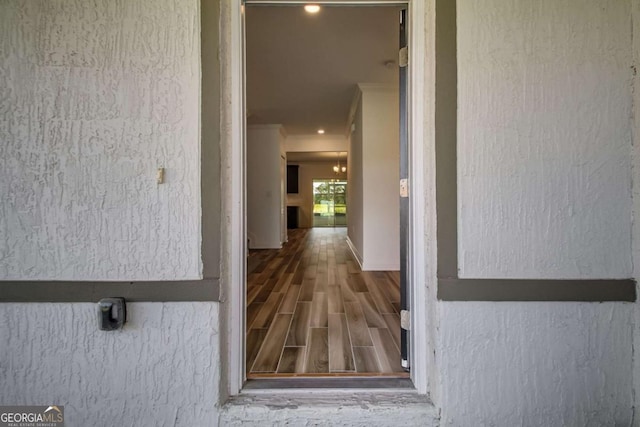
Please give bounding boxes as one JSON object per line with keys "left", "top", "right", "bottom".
{"left": 246, "top": 227, "right": 407, "bottom": 377}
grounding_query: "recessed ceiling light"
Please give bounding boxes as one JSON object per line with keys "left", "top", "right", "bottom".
{"left": 317, "top": 129, "right": 325, "bottom": 134}
{"left": 304, "top": 4, "right": 321, "bottom": 14}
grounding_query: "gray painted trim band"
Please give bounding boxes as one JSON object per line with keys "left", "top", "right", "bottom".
{"left": 434, "top": 0, "right": 637, "bottom": 302}
{"left": 438, "top": 279, "right": 636, "bottom": 302}
{"left": 0, "top": 279, "right": 219, "bottom": 302}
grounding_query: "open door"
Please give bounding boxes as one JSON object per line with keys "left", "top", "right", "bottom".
{"left": 399, "top": 7, "right": 410, "bottom": 370}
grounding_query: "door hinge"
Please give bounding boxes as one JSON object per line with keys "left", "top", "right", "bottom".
{"left": 400, "top": 179, "right": 408, "bottom": 198}
{"left": 399, "top": 46, "right": 408, "bottom": 67}
{"left": 401, "top": 310, "right": 410, "bottom": 331}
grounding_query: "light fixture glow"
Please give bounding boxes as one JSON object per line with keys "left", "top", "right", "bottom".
{"left": 333, "top": 152, "right": 346, "bottom": 175}
{"left": 304, "top": 4, "right": 321, "bottom": 14}
{"left": 317, "top": 129, "right": 325, "bottom": 134}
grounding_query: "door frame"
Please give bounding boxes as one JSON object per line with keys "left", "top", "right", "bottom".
{"left": 220, "top": 0, "right": 432, "bottom": 396}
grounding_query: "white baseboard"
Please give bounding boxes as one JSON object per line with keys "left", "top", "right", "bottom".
{"left": 249, "top": 241, "right": 282, "bottom": 250}
{"left": 362, "top": 262, "right": 400, "bottom": 271}
{"left": 345, "top": 236, "right": 364, "bottom": 270}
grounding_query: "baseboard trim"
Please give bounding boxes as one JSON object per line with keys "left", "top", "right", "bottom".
{"left": 345, "top": 236, "right": 364, "bottom": 270}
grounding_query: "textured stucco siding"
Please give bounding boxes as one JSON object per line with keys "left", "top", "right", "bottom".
{"left": 0, "top": 0, "right": 202, "bottom": 280}
{"left": 632, "top": 0, "right": 640, "bottom": 420}
{"left": 438, "top": 302, "right": 634, "bottom": 426}
{"left": 457, "top": 0, "right": 633, "bottom": 279}
{"left": 0, "top": 303, "right": 219, "bottom": 426}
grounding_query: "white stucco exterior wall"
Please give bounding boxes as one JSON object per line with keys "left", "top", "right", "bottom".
{"left": 0, "top": 0, "right": 202, "bottom": 280}
{"left": 632, "top": 0, "right": 640, "bottom": 420}
{"left": 437, "top": 302, "right": 634, "bottom": 426}
{"left": 0, "top": 303, "right": 220, "bottom": 426}
{"left": 2, "top": 0, "right": 640, "bottom": 426}
{"left": 457, "top": 0, "right": 633, "bottom": 279}
{"left": 432, "top": 0, "right": 638, "bottom": 425}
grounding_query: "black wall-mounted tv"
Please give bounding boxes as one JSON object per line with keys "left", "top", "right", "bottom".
{"left": 287, "top": 165, "right": 299, "bottom": 194}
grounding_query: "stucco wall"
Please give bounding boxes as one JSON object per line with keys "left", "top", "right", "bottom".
{"left": 0, "top": 0, "right": 202, "bottom": 280}
{"left": 457, "top": 0, "right": 633, "bottom": 279}
{"left": 433, "top": 0, "right": 638, "bottom": 425}
{"left": 0, "top": 303, "right": 219, "bottom": 426}
{"left": 437, "top": 302, "right": 634, "bottom": 426}
{"left": 632, "top": 0, "right": 640, "bottom": 420}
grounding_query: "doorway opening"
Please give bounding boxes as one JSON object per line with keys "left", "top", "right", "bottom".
{"left": 222, "top": 0, "right": 430, "bottom": 394}
{"left": 313, "top": 179, "right": 347, "bottom": 227}
{"left": 243, "top": 2, "right": 410, "bottom": 380}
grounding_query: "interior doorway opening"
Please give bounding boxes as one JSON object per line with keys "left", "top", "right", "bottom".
{"left": 236, "top": 2, "right": 422, "bottom": 389}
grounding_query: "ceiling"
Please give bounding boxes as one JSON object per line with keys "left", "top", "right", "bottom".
{"left": 245, "top": 4, "right": 401, "bottom": 136}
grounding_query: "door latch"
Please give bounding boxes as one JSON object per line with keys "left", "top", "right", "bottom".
{"left": 400, "top": 179, "right": 408, "bottom": 198}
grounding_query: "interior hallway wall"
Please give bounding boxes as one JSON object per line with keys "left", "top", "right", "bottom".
{"left": 348, "top": 85, "right": 400, "bottom": 271}
{"left": 347, "top": 96, "right": 364, "bottom": 265}
{"left": 246, "top": 125, "right": 286, "bottom": 248}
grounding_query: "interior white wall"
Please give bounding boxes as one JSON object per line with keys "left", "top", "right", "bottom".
{"left": 347, "top": 96, "right": 365, "bottom": 265}
{"left": 286, "top": 162, "right": 346, "bottom": 229}
{"left": 284, "top": 134, "right": 348, "bottom": 153}
{"left": 246, "top": 125, "right": 285, "bottom": 249}
{"left": 359, "top": 84, "right": 400, "bottom": 271}
{"left": 0, "top": 302, "right": 220, "bottom": 426}
{"left": 0, "top": 0, "right": 202, "bottom": 281}
{"left": 457, "top": 0, "right": 633, "bottom": 279}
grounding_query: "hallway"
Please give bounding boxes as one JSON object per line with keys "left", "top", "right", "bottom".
{"left": 246, "top": 228, "right": 407, "bottom": 376}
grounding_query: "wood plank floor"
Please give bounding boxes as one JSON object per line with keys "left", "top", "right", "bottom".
{"left": 246, "top": 227, "right": 407, "bottom": 377}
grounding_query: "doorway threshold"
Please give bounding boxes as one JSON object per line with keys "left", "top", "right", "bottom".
{"left": 221, "top": 385, "right": 437, "bottom": 426}
{"left": 244, "top": 376, "right": 413, "bottom": 390}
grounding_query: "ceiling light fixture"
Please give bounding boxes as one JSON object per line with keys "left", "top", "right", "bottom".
{"left": 304, "top": 4, "right": 321, "bottom": 14}
{"left": 317, "top": 129, "right": 325, "bottom": 134}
